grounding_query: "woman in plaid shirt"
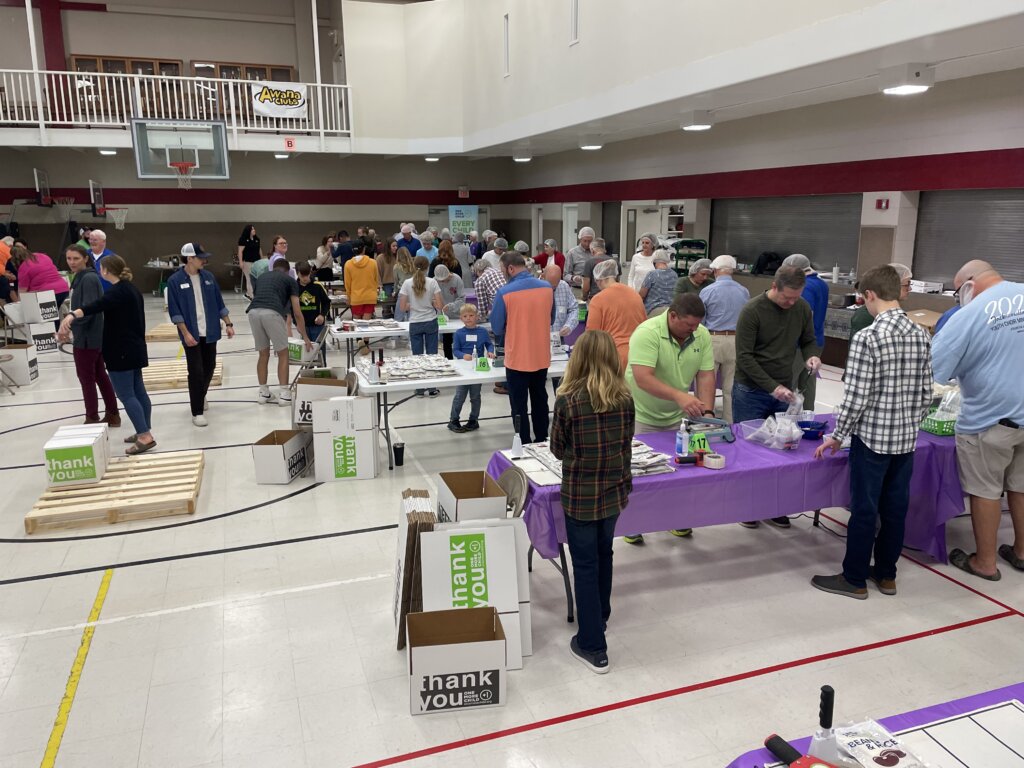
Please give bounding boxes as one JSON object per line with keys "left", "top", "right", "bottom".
{"left": 550, "top": 330, "right": 636, "bottom": 674}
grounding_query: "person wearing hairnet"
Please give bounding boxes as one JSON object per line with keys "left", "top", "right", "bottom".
{"left": 626, "top": 233, "right": 659, "bottom": 292}
{"left": 674, "top": 258, "right": 715, "bottom": 296}
{"left": 587, "top": 259, "right": 646, "bottom": 372}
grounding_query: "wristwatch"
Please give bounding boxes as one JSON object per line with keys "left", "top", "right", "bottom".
{"left": 225, "top": 323, "right": 234, "bottom": 327}
{"left": 702, "top": 409, "right": 715, "bottom": 417}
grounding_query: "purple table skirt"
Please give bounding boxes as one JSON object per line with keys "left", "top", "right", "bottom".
{"left": 726, "top": 682, "right": 1024, "bottom": 767}
{"left": 485, "top": 418, "right": 963, "bottom": 563}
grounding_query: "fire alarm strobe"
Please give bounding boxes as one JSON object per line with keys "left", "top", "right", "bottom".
{"left": 875, "top": 198, "right": 890, "bottom": 210}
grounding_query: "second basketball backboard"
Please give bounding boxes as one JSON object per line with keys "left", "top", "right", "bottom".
{"left": 130, "top": 119, "right": 230, "bottom": 180}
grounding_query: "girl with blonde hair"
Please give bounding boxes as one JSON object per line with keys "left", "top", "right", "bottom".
{"left": 549, "top": 329, "right": 635, "bottom": 674}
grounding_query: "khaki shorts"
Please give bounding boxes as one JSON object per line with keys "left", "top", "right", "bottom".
{"left": 249, "top": 308, "right": 288, "bottom": 353}
{"left": 955, "top": 423, "right": 1024, "bottom": 499}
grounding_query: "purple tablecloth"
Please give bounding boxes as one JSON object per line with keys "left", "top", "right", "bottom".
{"left": 726, "top": 682, "right": 1024, "bottom": 767}
{"left": 486, "top": 418, "right": 963, "bottom": 563}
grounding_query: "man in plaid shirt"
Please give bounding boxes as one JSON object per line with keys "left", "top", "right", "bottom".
{"left": 812, "top": 265, "right": 933, "bottom": 600}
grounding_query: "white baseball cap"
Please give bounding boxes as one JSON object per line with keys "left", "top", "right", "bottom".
{"left": 710, "top": 255, "right": 737, "bottom": 270}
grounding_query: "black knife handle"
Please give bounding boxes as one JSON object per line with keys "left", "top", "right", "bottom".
{"left": 819, "top": 685, "right": 835, "bottom": 729}
{"left": 764, "top": 734, "right": 801, "bottom": 764}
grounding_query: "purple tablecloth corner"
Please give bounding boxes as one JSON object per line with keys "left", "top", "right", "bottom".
{"left": 486, "top": 419, "right": 963, "bottom": 564}
{"left": 725, "top": 682, "right": 1024, "bottom": 768}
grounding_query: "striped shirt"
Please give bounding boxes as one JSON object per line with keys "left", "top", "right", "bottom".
{"left": 473, "top": 266, "right": 506, "bottom": 320}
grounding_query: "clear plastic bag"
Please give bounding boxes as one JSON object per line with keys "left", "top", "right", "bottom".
{"left": 932, "top": 387, "right": 961, "bottom": 422}
{"left": 743, "top": 415, "right": 803, "bottom": 450}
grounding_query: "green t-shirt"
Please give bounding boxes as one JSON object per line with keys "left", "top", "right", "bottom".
{"left": 849, "top": 305, "right": 872, "bottom": 341}
{"left": 626, "top": 314, "right": 715, "bottom": 427}
{"left": 674, "top": 275, "right": 714, "bottom": 297}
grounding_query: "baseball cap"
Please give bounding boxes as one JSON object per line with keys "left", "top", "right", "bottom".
{"left": 710, "top": 255, "right": 737, "bottom": 270}
{"left": 181, "top": 242, "right": 212, "bottom": 259}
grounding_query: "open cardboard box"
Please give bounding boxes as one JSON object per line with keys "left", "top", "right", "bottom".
{"left": 407, "top": 607, "right": 506, "bottom": 715}
{"left": 252, "top": 429, "right": 313, "bottom": 484}
{"left": 293, "top": 371, "right": 351, "bottom": 427}
{"left": 437, "top": 470, "right": 507, "bottom": 523}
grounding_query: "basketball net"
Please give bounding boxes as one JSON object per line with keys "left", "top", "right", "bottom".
{"left": 53, "top": 196, "right": 75, "bottom": 221}
{"left": 169, "top": 161, "right": 195, "bottom": 190}
{"left": 105, "top": 208, "right": 129, "bottom": 230}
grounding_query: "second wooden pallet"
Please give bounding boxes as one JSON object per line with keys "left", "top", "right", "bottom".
{"left": 143, "top": 360, "right": 224, "bottom": 391}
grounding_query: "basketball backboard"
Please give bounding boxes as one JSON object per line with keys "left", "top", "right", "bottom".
{"left": 130, "top": 119, "right": 229, "bottom": 180}
{"left": 34, "top": 169, "right": 51, "bottom": 206}
{"left": 89, "top": 180, "right": 104, "bottom": 217}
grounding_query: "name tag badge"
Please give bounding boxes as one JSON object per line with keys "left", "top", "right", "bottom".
{"left": 179, "top": 283, "right": 190, "bottom": 289}
{"left": 465, "top": 334, "right": 477, "bottom": 342}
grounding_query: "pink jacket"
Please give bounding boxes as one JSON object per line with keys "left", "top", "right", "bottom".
{"left": 17, "top": 253, "right": 69, "bottom": 295}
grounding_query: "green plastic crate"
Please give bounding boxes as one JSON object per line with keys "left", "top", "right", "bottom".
{"left": 920, "top": 408, "right": 955, "bottom": 436}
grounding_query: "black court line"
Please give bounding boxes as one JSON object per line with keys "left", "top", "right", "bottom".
{"left": 969, "top": 715, "right": 1024, "bottom": 760}
{"left": 0, "top": 479, "right": 322, "bottom": 543}
{"left": 0, "top": 441, "right": 253, "bottom": 472}
{"left": 0, "top": 385, "right": 260, "bottom": 409}
{"left": 0, "top": 523, "right": 399, "bottom": 584}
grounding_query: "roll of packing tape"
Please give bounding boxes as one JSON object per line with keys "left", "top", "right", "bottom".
{"left": 704, "top": 453, "right": 726, "bottom": 470}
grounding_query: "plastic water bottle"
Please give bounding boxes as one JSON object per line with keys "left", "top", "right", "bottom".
{"left": 472, "top": 346, "right": 479, "bottom": 369}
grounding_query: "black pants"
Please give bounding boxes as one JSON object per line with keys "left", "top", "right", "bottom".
{"left": 442, "top": 333, "right": 454, "bottom": 360}
{"left": 184, "top": 338, "right": 217, "bottom": 417}
{"left": 565, "top": 512, "right": 618, "bottom": 654}
{"left": 506, "top": 367, "right": 549, "bottom": 444}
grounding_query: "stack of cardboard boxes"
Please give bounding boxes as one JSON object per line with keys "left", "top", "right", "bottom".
{"left": 43, "top": 424, "right": 109, "bottom": 487}
{"left": 7, "top": 291, "right": 59, "bottom": 354}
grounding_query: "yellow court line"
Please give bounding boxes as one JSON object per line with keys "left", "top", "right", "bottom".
{"left": 39, "top": 568, "right": 114, "bottom": 768}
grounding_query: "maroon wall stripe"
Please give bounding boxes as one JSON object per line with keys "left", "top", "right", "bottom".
{"left": 38, "top": 0, "right": 67, "bottom": 73}
{"left": 4, "top": 148, "right": 1023, "bottom": 208}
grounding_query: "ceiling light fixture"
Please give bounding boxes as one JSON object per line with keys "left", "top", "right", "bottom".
{"left": 274, "top": 153, "right": 290, "bottom": 159}
{"left": 879, "top": 63, "right": 934, "bottom": 95}
{"left": 98, "top": 149, "right": 117, "bottom": 156}
{"left": 680, "top": 110, "right": 713, "bottom": 131}
{"left": 424, "top": 156, "right": 440, "bottom": 162}
{"left": 513, "top": 153, "right": 532, "bottom": 163}
{"left": 578, "top": 136, "right": 602, "bottom": 151}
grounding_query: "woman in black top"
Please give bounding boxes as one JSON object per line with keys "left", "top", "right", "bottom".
{"left": 237, "top": 224, "right": 262, "bottom": 299}
{"left": 60, "top": 255, "right": 156, "bottom": 455}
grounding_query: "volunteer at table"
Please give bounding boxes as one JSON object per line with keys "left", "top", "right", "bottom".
{"left": 699, "top": 255, "right": 750, "bottom": 424}
{"left": 564, "top": 227, "right": 595, "bottom": 288}
{"left": 586, "top": 259, "right": 646, "bottom": 372}
{"left": 782, "top": 254, "right": 829, "bottom": 408}
{"left": 166, "top": 243, "right": 234, "bottom": 427}
{"left": 622, "top": 292, "right": 715, "bottom": 544}
{"left": 674, "top": 258, "right": 714, "bottom": 297}
{"left": 295, "top": 264, "right": 331, "bottom": 366}
{"left": 399, "top": 255, "right": 444, "bottom": 398}
{"left": 550, "top": 329, "right": 635, "bottom": 675}
{"left": 638, "top": 250, "right": 677, "bottom": 317}
{"left": 61, "top": 244, "right": 120, "bottom": 427}
{"left": 849, "top": 263, "right": 913, "bottom": 340}
{"left": 535, "top": 239, "right": 565, "bottom": 273}
{"left": 626, "top": 233, "right": 658, "bottom": 292}
{"left": 8, "top": 246, "right": 69, "bottom": 329}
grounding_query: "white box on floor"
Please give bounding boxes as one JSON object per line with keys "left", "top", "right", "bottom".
{"left": 252, "top": 429, "right": 313, "bottom": 484}
{"left": 311, "top": 396, "right": 377, "bottom": 433}
{"left": 19, "top": 291, "right": 60, "bottom": 323}
{"left": 54, "top": 425, "right": 110, "bottom": 465}
{"left": 14, "top": 323, "right": 57, "bottom": 354}
{"left": 311, "top": 429, "right": 380, "bottom": 480}
{"left": 436, "top": 471, "right": 507, "bottom": 523}
{"left": 293, "top": 373, "right": 351, "bottom": 427}
{"left": 43, "top": 433, "right": 108, "bottom": 487}
{"left": 407, "top": 607, "right": 507, "bottom": 716}
{"left": 0, "top": 343, "right": 39, "bottom": 385}
{"left": 287, "top": 337, "right": 318, "bottom": 365}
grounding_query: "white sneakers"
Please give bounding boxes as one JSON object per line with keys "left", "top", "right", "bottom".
{"left": 192, "top": 415, "right": 208, "bottom": 427}
{"left": 257, "top": 390, "right": 277, "bottom": 405}
{"left": 257, "top": 389, "right": 292, "bottom": 407}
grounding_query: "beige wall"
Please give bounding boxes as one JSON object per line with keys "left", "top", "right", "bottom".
{"left": 0, "top": 8, "right": 43, "bottom": 69}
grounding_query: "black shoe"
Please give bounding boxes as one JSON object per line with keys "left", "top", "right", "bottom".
{"left": 447, "top": 420, "right": 466, "bottom": 433}
{"left": 464, "top": 420, "right": 480, "bottom": 431}
{"left": 811, "top": 573, "right": 868, "bottom": 600}
{"left": 428, "top": 388, "right": 440, "bottom": 397}
{"left": 415, "top": 389, "right": 426, "bottom": 398}
{"left": 739, "top": 521, "right": 760, "bottom": 529}
{"left": 569, "top": 635, "right": 609, "bottom": 675}
{"left": 766, "top": 516, "right": 791, "bottom": 529}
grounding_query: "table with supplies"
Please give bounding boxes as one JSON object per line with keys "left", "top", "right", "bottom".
{"left": 487, "top": 416, "right": 962, "bottom": 563}
{"left": 328, "top": 319, "right": 491, "bottom": 368}
{"left": 354, "top": 354, "right": 567, "bottom": 470}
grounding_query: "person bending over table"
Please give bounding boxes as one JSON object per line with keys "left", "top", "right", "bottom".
{"left": 550, "top": 329, "right": 635, "bottom": 675}
{"left": 733, "top": 265, "right": 820, "bottom": 529}
{"left": 295, "top": 265, "right": 331, "bottom": 366}
{"left": 812, "top": 266, "right": 933, "bottom": 600}
{"left": 622, "top": 292, "right": 716, "bottom": 545}
{"left": 248, "top": 258, "right": 312, "bottom": 407}
{"left": 586, "top": 258, "right": 646, "bottom": 373}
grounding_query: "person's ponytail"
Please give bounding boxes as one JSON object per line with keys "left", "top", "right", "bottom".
{"left": 101, "top": 254, "right": 132, "bottom": 281}
{"left": 412, "top": 255, "right": 428, "bottom": 298}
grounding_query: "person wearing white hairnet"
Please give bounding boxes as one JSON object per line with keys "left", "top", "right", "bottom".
{"left": 674, "top": 257, "right": 714, "bottom": 298}
{"left": 565, "top": 227, "right": 596, "bottom": 288}
{"left": 581, "top": 238, "right": 616, "bottom": 301}
{"left": 586, "top": 259, "right": 646, "bottom": 372}
{"left": 396, "top": 224, "right": 421, "bottom": 259}
{"left": 482, "top": 237, "right": 508, "bottom": 271}
{"left": 639, "top": 250, "right": 679, "bottom": 317}
{"left": 781, "top": 254, "right": 828, "bottom": 408}
{"left": 626, "top": 233, "right": 658, "bottom": 292}
{"left": 536, "top": 238, "right": 565, "bottom": 273}
{"left": 850, "top": 263, "right": 912, "bottom": 340}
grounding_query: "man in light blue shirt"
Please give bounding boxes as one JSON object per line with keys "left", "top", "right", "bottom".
{"left": 932, "top": 260, "right": 1024, "bottom": 582}
{"left": 699, "top": 255, "right": 750, "bottom": 422}
{"left": 415, "top": 231, "right": 439, "bottom": 264}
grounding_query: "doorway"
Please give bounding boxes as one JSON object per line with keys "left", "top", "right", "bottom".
{"left": 562, "top": 205, "right": 579, "bottom": 253}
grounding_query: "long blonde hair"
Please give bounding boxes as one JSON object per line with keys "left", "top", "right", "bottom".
{"left": 396, "top": 246, "right": 414, "bottom": 275}
{"left": 412, "top": 255, "right": 429, "bottom": 297}
{"left": 556, "top": 330, "right": 631, "bottom": 412}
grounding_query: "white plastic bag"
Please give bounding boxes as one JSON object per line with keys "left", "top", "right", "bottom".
{"left": 835, "top": 721, "right": 927, "bottom": 768}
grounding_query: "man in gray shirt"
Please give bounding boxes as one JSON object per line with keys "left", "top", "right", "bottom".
{"left": 246, "top": 259, "right": 312, "bottom": 406}
{"left": 564, "top": 226, "right": 595, "bottom": 288}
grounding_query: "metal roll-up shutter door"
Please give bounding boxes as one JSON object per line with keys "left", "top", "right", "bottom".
{"left": 710, "top": 195, "right": 861, "bottom": 271}
{"left": 913, "top": 190, "right": 1024, "bottom": 285}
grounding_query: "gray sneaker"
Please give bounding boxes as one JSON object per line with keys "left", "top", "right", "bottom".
{"left": 811, "top": 573, "right": 867, "bottom": 600}
{"left": 570, "top": 635, "right": 609, "bottom": 674}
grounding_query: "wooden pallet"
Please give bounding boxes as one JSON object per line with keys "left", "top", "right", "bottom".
{"left": 145, "top": 323, "right": 181, "bottom": 342}
{"left": 26, "top": 451, "right": 205, "bottom": 534}
{"left": 143, "top": 360, "right": 224, "bottom": 391}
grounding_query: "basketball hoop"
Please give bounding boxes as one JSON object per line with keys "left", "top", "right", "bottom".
{"left": 169, "top": 161, "right": 196, "bottom": 190}
{"left": 53, "top": 196, "right": 76, "bottom": 221}
{"left": 102, "top": 207, "right": 129, "bottom": 231}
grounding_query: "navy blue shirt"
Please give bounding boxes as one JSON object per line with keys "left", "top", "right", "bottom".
{"left": 802, "top": 273, "right": 830, "bottom": 347}
{"left": 452, "top": 326, "right": 494, "bottom": 359}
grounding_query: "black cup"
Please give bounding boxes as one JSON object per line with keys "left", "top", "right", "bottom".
{"left": 393, "top": 442, "right": 405, "bottom": 467}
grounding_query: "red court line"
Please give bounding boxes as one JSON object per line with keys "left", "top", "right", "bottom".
{"left": 815, "top": 511, "right": 1022, "bottom": 617}
{"left": 352, "top": 610, "right": 1014, "bottom": 768}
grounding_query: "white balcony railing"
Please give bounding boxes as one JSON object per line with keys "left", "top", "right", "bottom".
{"left": 0, "top": 69, "right": 351, "bottom": 138}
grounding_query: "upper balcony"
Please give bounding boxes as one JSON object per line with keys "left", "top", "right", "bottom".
{"left": 0, "top": 69, "right": 352, "bottom": 154}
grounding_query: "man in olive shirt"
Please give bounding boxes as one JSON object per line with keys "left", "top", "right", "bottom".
{"left": 849, "top": 263, "right": 913, "bottom": 340}
{"left": 734, "top": 265, "right": 821, "bottom": 528}
{"left": 674, "top": 258, "right": 715, "bottom": 297}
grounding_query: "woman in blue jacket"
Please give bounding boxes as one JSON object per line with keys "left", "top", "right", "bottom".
{"left": 166, "top": 243, "right": 235, "bottom": 426}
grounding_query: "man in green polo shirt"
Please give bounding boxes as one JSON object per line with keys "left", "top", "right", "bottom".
{"left": 622, "top": 293, "right": 716, "bottom": 544}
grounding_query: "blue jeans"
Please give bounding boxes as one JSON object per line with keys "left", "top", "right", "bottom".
{"left": 731, "top": 381, "right": 789, "bottom": 424}
{"left": 108, "top": 368, "right": 152, "bottom": 435}
{"left": 564, "top": 513, "right": 618, "bottom": 654}
{"left": 408, "top": 321, "right": 438, "bottom": 356}
{"left": 843, "top": 436, "right": 915, "bottom": 588}
{"left": 506, "top": 368, "right": 549, "bottom": 444}
{"left": 450, "top": 384, "right": 481, "bottom": 422}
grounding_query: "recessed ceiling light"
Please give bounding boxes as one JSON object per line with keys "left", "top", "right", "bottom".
{"left": 879, "top": 63, "right": 933, "bottom": 95}
{"left": 98, "top": 149, "right": 117, "bottom": 156}
{"left": 274, "top": 153, "right": 290, "bottom": 159}
{"left": 680, "top": 110, "right": 714, "bottom": 131}
{"left": 424, "top": 157, "right": 440, "bottom": 162}
{"left": 578, "top": 136, "right": 602, "bottom": 151}
{"left": 513, "top": 153, "right": 532, "bottom": 163}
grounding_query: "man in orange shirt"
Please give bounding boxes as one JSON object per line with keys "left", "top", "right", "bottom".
{"left": 587, "top": 259, "right": 647, "bottom": 372}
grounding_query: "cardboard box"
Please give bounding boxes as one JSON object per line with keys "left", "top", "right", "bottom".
{"left": 312, "top": 396, "right": 377, "bottom": 433}
{"left": 20, "top": 290, "right": 60, "bottom": 323}
{"left": 907, "top": 309, "right": 943, "bottom": 334}
{"left": 0, "top": 343, "right": 39, "bottom": 385}
{"left": 407, "top": 607, "right": 507, "bottom": 716}
{"left": 293, "top": 372, "right": 350, "bottom": 427}
{"left": 287, "top": 336, "right": 319, "bottom": 365}
{"left": 252, "top": 429, "right": 313, "bottom": 484}
{"left": 14, "top": 323, "right": 58, "bottom": 354}
{"left": 44, "top": 432, "right": 108, "bottom": 487}
{"left": 436, "top": 471, "right": 507, "bottom": 523}
{"left": 53, "top": 424, "right": 109, "bottom": 465}
{"left": 394, "top": 490, "right": 435, "bottom": 650}
{"left": 909, "top": 279, "right": 944, "bottom": 294}
{"left": 312, "top": 429, "right": 380, "bottom": 481}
